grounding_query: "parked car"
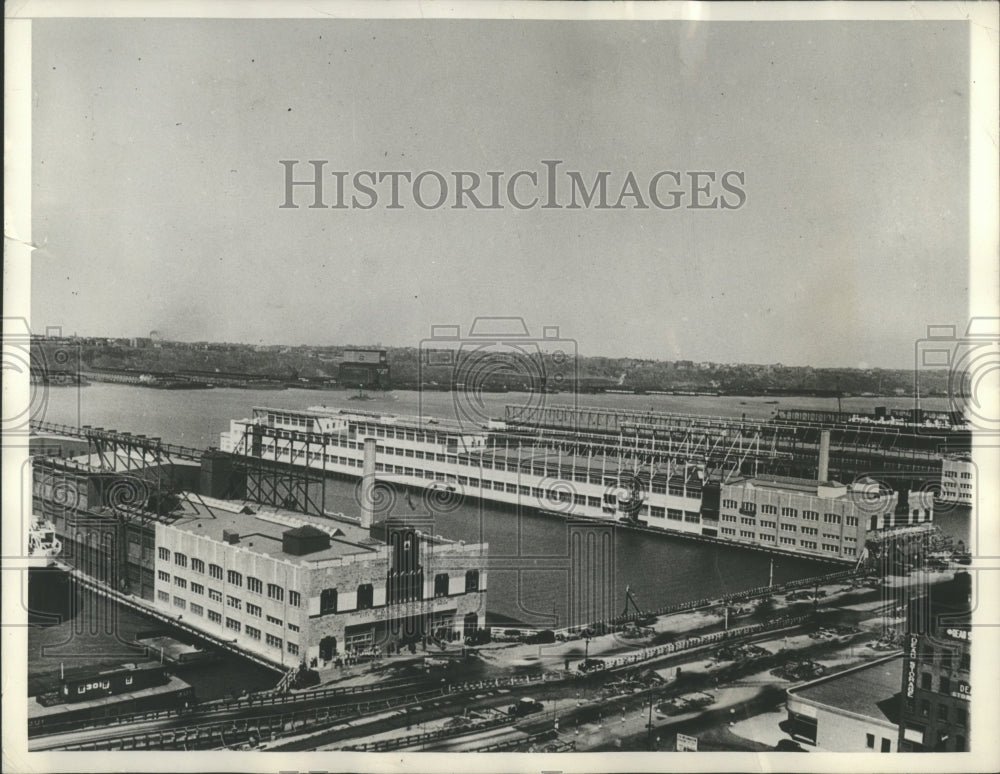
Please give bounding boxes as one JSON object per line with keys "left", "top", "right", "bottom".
{"left": 524, "top": 629, "right": 556, "bottom": 645}
{"left": 578, "top": 658, "right": 606, "bottom": 673}
{"left": 508, "top": 697, "right": 544, "bottom": 718}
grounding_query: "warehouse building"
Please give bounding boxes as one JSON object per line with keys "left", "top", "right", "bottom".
{"left": 152, "top": 498, "right": 487, "bottom": 668}
{"left": 785, "top": 654, "right": 904, "bottom": 752}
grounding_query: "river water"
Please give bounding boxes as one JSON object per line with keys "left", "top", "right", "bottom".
{"left": 37, "top": 382, "right": 952, "bottom": 450}
{"left": 28, "top": 384, "right": 968, "bottom": 687}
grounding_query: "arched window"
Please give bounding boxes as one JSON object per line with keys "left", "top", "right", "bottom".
{"left": 320, "top": 588, "right": 338, "bottom": 615}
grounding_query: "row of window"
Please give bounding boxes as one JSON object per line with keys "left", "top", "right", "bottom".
{"left": 645, "top": 506, "right": 700, "bottom": 522}
{"left": 715, "top": 533, "right": 852, "bottom": 555}
{"left": 156, "top": 561, "right": 300, "bottom": 606}
{"left": 315, "top": 570, "right": 481, "bottom": 617}
{"left": 158, "top": 582, "right": 300, "bottom": 627}
{"left": 922, "top": 645, "right": 970, "bottom": 672}
{"left": 259, "top": 440, "right": 704, "bottom": 500}
{"left": 721, "top": 500, "right": 858, "bottom": 539}
{"left": 918, "top": 672, "right": 967, "bottom": 695}
{"left": 162, "top": 592, "right": 300, "bottom": 653}
{"left": 942, "top": 479, "right": 974, "bottom": 488}
{"left": 865, "top": 734, "right": 893, "bottom": 752}
{"left": 264, "top": 424, "right": 457, "bottom": 449}
{"left": 915, "top": 699, "right": 969, "bottom": 731}
{"left": 718, "top": 502, "right": 857, "bottom": 528}
{"left": 172, "top": 572, "right": 483, "bottom": 623}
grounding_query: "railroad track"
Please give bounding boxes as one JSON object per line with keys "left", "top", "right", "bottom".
{"left": 31, "top": 688, "right": 447, "bottom": 751}
{"left": 31, "top": 673, "right": 561, "bottom": 751}
{"left": 29, "top": 675, "right": 432, "bottom": 739}
{"left": 36, "top": 613, "right": 825, "bottom": 751}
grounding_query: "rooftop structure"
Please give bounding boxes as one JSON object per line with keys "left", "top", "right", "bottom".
{"left": 786, "top": 655, "right": 904, "bottom": 752}
{"left": 165, "top": 496, "right": 378, "bottom": 566}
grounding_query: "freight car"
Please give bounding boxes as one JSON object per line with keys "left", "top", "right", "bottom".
{"left": 61, "top": 661, "right": 169, "bottom": 703}
{"left": 29, "top": 674, "right": 194, "bottom": 738}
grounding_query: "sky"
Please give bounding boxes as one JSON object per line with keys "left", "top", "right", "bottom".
{"left": 30, "top": 18, "right": 970, "bottom": 368}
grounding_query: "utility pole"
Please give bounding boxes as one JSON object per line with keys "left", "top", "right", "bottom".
{"left": 646, "top": 681, "right": 654, "bottom": 750}
{"left": 769, "top": 558, "right": 774, "bottom": 588}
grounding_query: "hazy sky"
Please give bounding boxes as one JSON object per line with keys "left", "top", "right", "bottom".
{"left": 31, "top": 19, "right": 969, "bottom": 367}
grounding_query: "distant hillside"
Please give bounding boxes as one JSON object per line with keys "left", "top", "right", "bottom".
{"left": 32, "top": 337, "right": 950, "bottom": 397}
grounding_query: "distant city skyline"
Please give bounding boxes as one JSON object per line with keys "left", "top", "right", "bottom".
{"left": 30, "top": 19, "right": 970, "bottom": 369}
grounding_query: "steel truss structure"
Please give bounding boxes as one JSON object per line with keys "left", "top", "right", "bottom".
{"left": 504, "top": 404, "right": 962, "bottom": 483}
{"left": 227, "top": 424, "right": 328, "bottom": 517}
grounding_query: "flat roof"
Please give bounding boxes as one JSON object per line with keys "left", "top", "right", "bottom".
{"left": 725, "top": 473, "right": 858, "bottom": 497}
{"left": 461, "top": 447, "right": 703, "bottom": 483}
{"left": 167, "top": 496, "right": 379, "bottom": 563}
{"left": 789, "top": 655, "right": 903, "bottom": 725}
{"left": 254, "top": 405, "right": 477, "bottom": 435}
{"left": 68, "top": 451, "right": 200, "bottom": 473}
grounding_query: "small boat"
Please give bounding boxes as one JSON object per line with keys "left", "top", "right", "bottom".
{"left": 28, "top": 518, "right": 62, "bottom": 568}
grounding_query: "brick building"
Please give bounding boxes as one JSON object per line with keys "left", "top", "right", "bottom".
{"left": 898, "top": 572, "right": 972, "bottom": 752}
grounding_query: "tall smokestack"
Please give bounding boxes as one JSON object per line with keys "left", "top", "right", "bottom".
{"left": 361, "top": 437, "right": 377, "bottom": 529}
{"left": 818, "top": 430, "right": 831, "bottom": 482}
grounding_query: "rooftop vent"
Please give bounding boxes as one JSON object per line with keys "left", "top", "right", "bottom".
{"left": 222, "top": 529, "right": 240, "bottom": 544}
{"left": 282, "top": 525, "right": 331, "bottom": 556}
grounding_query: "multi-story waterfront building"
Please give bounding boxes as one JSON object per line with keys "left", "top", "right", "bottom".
{"left": 30, "top": 435, "right": 487, "bottom": 670}
{"left": 898, "top": 573, "right": 972, "bottom": 752}
{"left": 151, "top": 498, "right": 486, "bottom": 666}
{"left": 220, "top": 406, "right": 933, "bottom": 564}
{"left": 714, "top": 474, "right": 933, "bottom": 562}
{"left": 219, "top": 405, "right": 711, "bottom": 536}
{"left": 940, "top": 454, "right": 975, "bottom": 507}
